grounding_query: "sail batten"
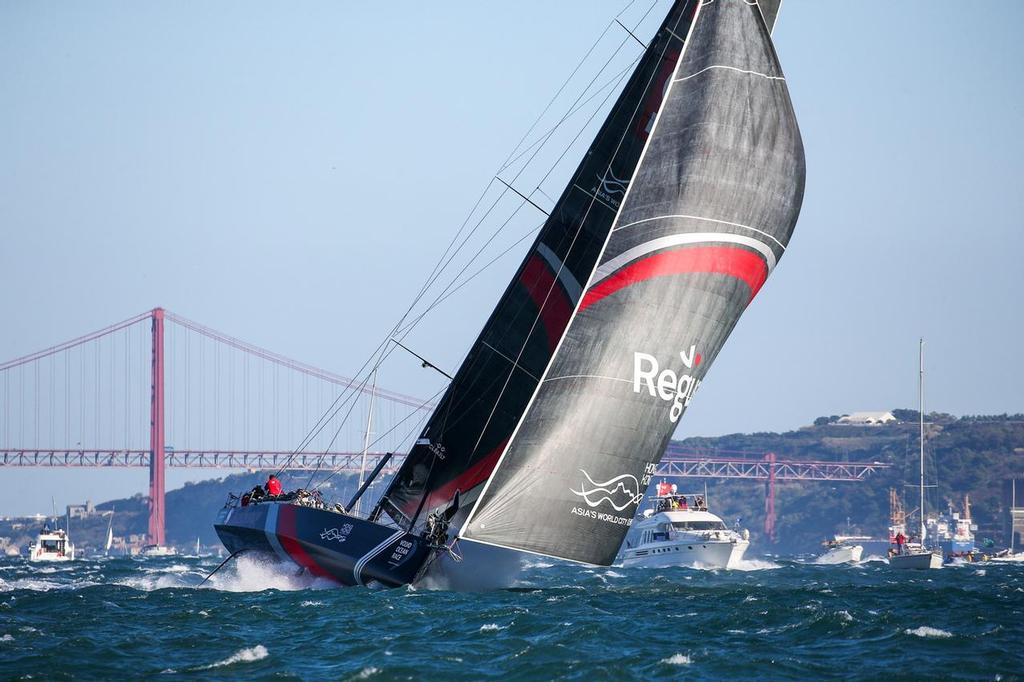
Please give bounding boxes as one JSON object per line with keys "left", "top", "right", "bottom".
{"left": 460, "top": 0, "right": 805, "bottom": 564}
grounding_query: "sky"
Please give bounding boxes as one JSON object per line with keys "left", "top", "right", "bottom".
{"left": 1, "top": 1, "right": 1022, "bottom": 516}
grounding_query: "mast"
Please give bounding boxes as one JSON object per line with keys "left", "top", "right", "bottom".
{"left": 357, "top": 369, "right": 377, "bottom": 514}
{"left": 919, "top": 338, "right": 926, "bottom": 546}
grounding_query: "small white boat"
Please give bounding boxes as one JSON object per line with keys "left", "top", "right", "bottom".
{"left": 990, "top": 551, "right": 1024, "bottom": 563}
{"left": 139, "top": 544, "right": 178, "bottom": 557}
{"left": 817, "top": 536, "right": 866, "bottom": 564}
{"left": 620, "top": 488, "right": 749, "bottom": 569}
{"left": 27, "top": 524, "right": 75, "bottom": 563}
{"left": 990, "top": 481, "right": 1024, "bottom": 562}
{"left": 889, "top": 544, "right": 943, "bottom": 570}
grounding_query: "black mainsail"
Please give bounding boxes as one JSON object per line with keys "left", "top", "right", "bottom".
{"left": 374, "top": 1, "right": 711, "bottom": 531}
{"left": 460, "top": 0, "right": 806, "bottom": 564}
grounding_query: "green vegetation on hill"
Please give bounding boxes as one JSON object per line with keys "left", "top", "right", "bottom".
{"left": 3, "top": 412, "right": 1019, "bottom": 556}
{"left": 675, "top": 413, "right": 1024, "bottom": 552}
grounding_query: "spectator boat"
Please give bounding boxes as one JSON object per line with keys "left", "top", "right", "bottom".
{"left": 27, "top": 523, "right": 75, "bottom": 563}
{"left": 619, "top": 488, "right": 749, "bottom": 569}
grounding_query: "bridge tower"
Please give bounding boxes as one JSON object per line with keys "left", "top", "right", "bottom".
{"left": 764, "top": 452, "right": 777, "bottom": 543}
{"left": 148, "top": 307, "right": 166, "bottom": 546}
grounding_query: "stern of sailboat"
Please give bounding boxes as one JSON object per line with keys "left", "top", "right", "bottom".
{"left": 215, "top": 501, "right": 431, "bottom": 588}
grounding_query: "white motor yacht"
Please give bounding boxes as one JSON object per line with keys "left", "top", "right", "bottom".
{"left": 139, "top": 544, "right": 178, "bottom": 557}
{"left": 816, "top": 534, "right": 868, "bottom": 564}
{"left": 27, "top": 524, "right": 75, "bottom": 563}
{"left": 620, "top": 490, "right": 749, "bottom": 569}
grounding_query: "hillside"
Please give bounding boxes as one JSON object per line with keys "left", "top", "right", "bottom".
{"left": 3, "top": 412, "right": 1020, "bottom": 555}
{"left": 673, "top": 412, "right": 1024, "bottom": 551}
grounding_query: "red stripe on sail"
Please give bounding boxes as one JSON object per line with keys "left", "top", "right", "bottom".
{"left": 520, "top": 254, "right": 573, "bottom": 352}
{"left": 399, "top": 439, "right": 509, "bottom": 519}
{"left": 579, "top": 246, "right": 769, "bottom": 312}
{"left": 275, "top": 504, "right": 331, "bottom": 578}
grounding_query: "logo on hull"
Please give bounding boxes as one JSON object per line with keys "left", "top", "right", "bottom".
{"left": 633, "top": 345, "right": 702, "bottom": 423}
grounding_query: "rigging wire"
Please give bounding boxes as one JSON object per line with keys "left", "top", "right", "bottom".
{"left": 275, "top": 0, "right": 662, "bottom": 481}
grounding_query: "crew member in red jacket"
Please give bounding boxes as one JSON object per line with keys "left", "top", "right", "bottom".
{"left": 266, "top": 474, "right": 283, "bottom": 496}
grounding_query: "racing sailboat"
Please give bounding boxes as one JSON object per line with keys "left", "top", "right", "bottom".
{"left": 214, "top": 0, "right": 804, "bottom": 587}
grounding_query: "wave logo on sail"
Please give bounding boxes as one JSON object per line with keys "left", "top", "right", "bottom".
{"left": 570, "top": 469, "right": 644, "bottom": 512}
{"left": 633, "top": 346, "right": 702, "bottom": 423}
{"left": 593, "top": 168, "right": 628, "bottom": 207}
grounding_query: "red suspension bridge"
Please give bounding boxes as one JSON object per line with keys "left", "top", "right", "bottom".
{"left": 1, "top": 308, "right": 888, "bottom": 544}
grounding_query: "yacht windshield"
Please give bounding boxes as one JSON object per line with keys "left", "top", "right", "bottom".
{"left": 672, "top": 521, "right": 726, "bottom": 531}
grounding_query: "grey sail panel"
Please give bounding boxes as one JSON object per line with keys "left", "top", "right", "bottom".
{"left": 758, "top": 0, "right": 783, "bottom": 33}
{"left": 373, "top": 1, "right": 701, "bottom": 531}
{"left": 461, "top": 0, "right": 805, "bottom": 565}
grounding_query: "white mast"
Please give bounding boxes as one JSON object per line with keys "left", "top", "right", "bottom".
{"left": 918, "top": 338, "right": 926, "bottom": 546}
{"left": 357, "top": 369, "right": 378, "bottom": 514}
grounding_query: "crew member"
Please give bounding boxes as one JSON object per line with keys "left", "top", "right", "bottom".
{"left": 895, "top": 531, "right": 907, "bottom": 555}
{"left": 266, "top": 474, "right": 283, "bottom": 496}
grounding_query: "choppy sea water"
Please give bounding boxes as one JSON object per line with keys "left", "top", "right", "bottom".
{"left": 1, "top": 554, "right": 1022, "bottom": 680}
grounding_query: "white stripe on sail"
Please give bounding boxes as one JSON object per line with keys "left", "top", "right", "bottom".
{"left": 536, "top": 242, "right": 583, "bottom": 304}
{"left": 613, "top": 213, "right": 786, "bottom": 250}
{"left": 591, "top": 232, "right": 778, "bottom": 286}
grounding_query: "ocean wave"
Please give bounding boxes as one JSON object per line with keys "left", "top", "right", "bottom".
{"left": 660, "top": 653, "right": 692, "bottom": 665}
{"left": 728, "top": 558, "right": 781, "bottom": 571}
{"left": 198, "top": 645, "right": 269, "bottom": 669}
{"left": 904, "top": 626, "right": 953, "bottom": 639}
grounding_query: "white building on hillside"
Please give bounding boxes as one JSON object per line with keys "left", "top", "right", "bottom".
{"left": 838, "top": 411, "right": 896, "bottom": 425}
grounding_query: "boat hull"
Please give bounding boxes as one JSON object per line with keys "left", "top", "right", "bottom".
{"left": 620, "top": 539, "right": 748, "bottom": 569}
{"left": 817, "top": 545, "right": 863, "bottom": 565}
{"left": 214, "top": 502, "right": 431, "bottom": 588}
{"left": 27, "top": 552, "right": 74, "bottom": 563}
{"left": 889, "top": 551, "right": 942, "bottom": 569}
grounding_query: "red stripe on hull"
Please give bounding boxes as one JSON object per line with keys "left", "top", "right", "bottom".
{"left": 520, "top": 254, "right": 573, "bottom": 352}
{"left": 579, "top": 246, "right": 769, "bottom": 312}
{"left": 275, "top": 504, "right": 331, "bottom": 578}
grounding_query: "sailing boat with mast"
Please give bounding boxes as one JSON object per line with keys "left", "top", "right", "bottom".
{"left": 214, "top": 0, "right": 804, "bottom": 587}
{"left": 889, "top": 339, "right": 942, "bottom": 570}
{"left": 992, "top": 480, "right": 1024, "bottom": 562}
{"left": 104, "top": 508, "right": 114, "bottom": 556}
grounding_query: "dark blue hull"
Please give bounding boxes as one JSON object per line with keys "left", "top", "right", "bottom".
{"left": 214, "top": 502, "right": 431, "bottom": 588}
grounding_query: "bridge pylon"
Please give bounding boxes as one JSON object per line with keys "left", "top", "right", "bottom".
{"left": 148, "top": 308, "right": 166, "bottom": 546}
